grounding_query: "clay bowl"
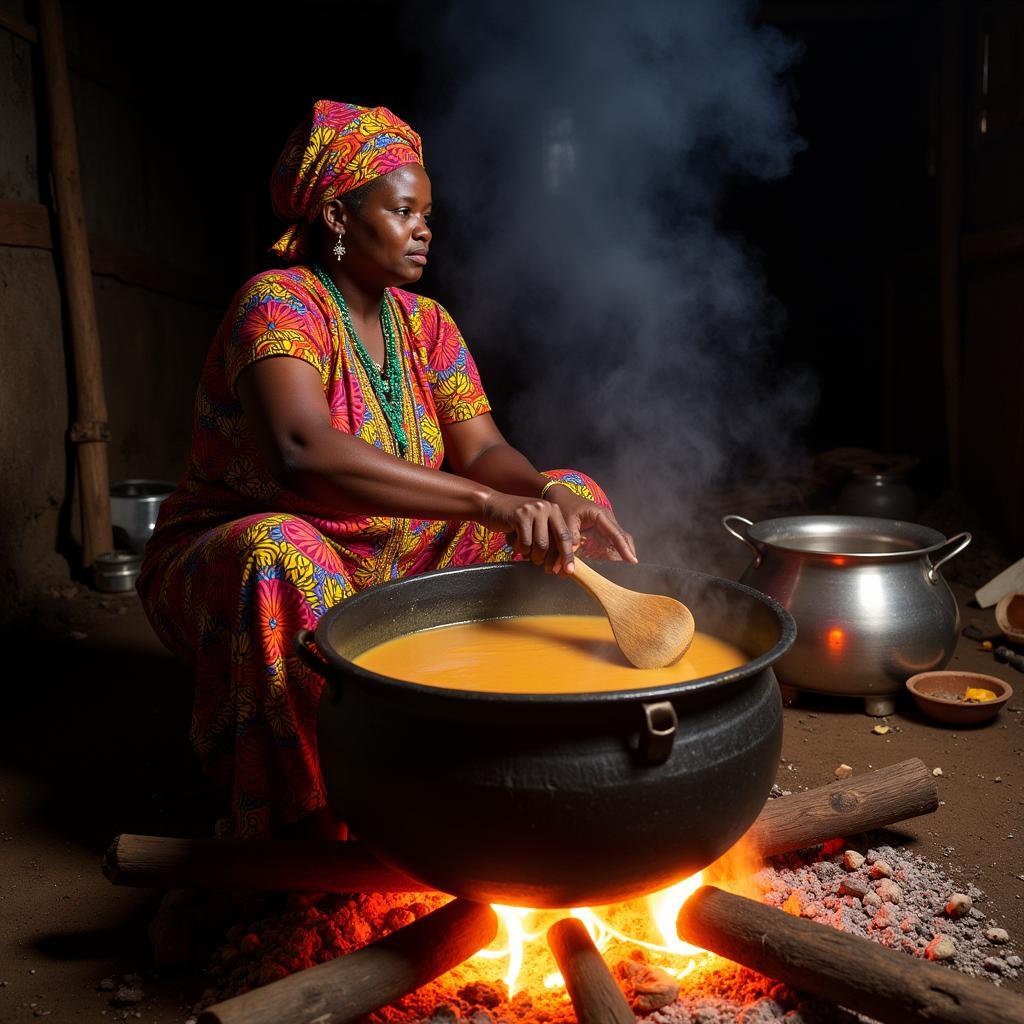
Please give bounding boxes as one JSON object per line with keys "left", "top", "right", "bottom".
{"left": 906, "top": 670, "right": 1013, "bottom": 725}
{"left": 995, "top": 592, "right": 1024, "bottom": 644}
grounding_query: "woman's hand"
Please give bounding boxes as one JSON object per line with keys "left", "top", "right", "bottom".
{"left": 480, "top": 488, "right": 637, "bottom": 574}
{"left": 479, "top": 493, "right": 579, "bottom": 573}
{"left": 546, "top": 485, "right": 638, "bottom": 565}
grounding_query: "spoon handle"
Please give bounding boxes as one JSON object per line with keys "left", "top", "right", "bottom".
{"left": 567, "top": 556, "right": 613, "bottom": 602}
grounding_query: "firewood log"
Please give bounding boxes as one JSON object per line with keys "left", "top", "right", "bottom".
{"left": 745, "top": 758, "right": 937, "bottom": 858}
{"left": 677, "top": 885, "right": 1024, "bottom": 1024}
{"left": 199, "top": 899, "right": 496, "bottom": 1024}
{"left": 547, "top": 917, "right": 635, "bottom": 1024}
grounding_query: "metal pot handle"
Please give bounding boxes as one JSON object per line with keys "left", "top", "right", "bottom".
{"left": 926, "top": 531, "right": 972, "bottom": 585}
{"left": 295, "top": 629, "right": 332, "bottom": 675}
{"left": 721, "top": 515, "right": 762, "bottom": 569}
{"left": 639, "top": 701, "right": 678, "bottom": 765}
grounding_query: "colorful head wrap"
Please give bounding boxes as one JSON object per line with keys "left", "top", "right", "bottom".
{"left": 270, "top": 100, "right": 424, "bottom": 263}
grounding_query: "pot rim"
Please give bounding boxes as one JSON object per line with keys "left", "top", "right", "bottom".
{"left": 312, "top": 562, "right": 796, "bottom": 706}
{"left": 110, "top": 478, "right": 176, "bottom": 499}
{"left": 747, "top": 514, "right": 951, "bottom": 560}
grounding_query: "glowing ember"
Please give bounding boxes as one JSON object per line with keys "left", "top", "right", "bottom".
{"left": 473, "top": 874, "right": 707, "bottom": 996}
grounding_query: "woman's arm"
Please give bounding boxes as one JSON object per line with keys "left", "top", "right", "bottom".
{"left": 235, "top": 356, "right": 588, "bottom": 570}
{"left": 238, "top": 356, "right": 489, "bottom": 519}
{"left": 442, "top": 413, "right": 548, "bottom": 496}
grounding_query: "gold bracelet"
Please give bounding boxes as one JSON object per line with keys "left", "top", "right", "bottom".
{"left": 540, "top": 479, "right": 567, "bottom": 500}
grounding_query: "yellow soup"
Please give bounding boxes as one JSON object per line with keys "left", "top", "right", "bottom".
{"left": 353, "top": 614, "right": 746, "bottom": 694}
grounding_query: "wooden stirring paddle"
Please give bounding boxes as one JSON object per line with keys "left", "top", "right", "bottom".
{"left": 568, "top": 557, "right": 696, "bottom": 668}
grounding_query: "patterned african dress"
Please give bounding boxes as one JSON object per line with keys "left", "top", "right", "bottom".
{"left": 137, "top": 265, "right": 610, "bottom": 838}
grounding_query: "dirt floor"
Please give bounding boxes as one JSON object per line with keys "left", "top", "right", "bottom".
{"left": 1, "top": 575, "right": 1022, "bottom": 1023}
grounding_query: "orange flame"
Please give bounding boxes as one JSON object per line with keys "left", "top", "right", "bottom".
{"left": 473, "top": 873, "right": 707, "bottom": 996}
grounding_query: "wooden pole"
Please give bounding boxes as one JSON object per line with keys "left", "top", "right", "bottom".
{"left": 677, "top": 886, "right": 1024, "bottom": 1024}
{"left": 938, "top": 0, "right": 964, "bottom": 488}
{"left": 198, "top": 899, "right": 497, "bottom": 1024}
{"left": 744, "top": 757, "right": 937, "bottom": 859}
{"left": 104, "top": 834, "right": 423, "bottom": 893}
{"left": 105, "top": 760, "right": 938, "bottom": 895}
{"left": 36, "top": 0, "right": 113, "bottom": 568}
{"left": 547, "top": 918, "right": 635, "bottom": 1024}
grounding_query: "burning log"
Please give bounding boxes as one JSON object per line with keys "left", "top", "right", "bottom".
{"left": 746, "top": 757, "right": 937, "bottom": 858}
{"left": 198, "top": 898, "right": 497, "bottom": 1024}
{"left": 676, "top": 885, "right": 1024, "bottom": 1024}
{"left": 547, "top": 917, "right": 635, "bottom": 1024}
{"left": 106, "top": 759, "right": 937, "bottom": 895}
{"left": 104, "top": 834, "right": 420, "bottom": 893}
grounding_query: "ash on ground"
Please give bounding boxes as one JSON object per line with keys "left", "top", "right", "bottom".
{"left": 192, "top": 843, "right": 1018, "bottom": 1024}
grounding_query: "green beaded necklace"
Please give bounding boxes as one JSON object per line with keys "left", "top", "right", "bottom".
{"left": 312, "top": 264, "right": 409, "bottom": 457}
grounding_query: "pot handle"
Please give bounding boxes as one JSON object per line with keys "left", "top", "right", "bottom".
{"left": 295, "top": 629, "right": 332, "bottom": 676}
{"left": 639, "top": 701, "right": 678, "bottom": 765}
{"left": 926, "top": 531, "right": 972, "bottom": 585}
{"left": 721, "top": 515, "right": 762, "bottom": 569}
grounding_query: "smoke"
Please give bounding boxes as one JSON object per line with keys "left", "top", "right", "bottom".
{"left": 408, "top": 0, "right": 815, "bottom": 568}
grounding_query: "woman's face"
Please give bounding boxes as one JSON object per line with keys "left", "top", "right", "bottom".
{"left": 338, "top": 164, "right": 433, "bottom": 289}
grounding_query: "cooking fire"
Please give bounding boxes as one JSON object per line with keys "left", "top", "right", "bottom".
{"left": 477, "top": 872, "right": 706, "bottom": 998}
{"left": 189, "top": 881, "right": 707, "bottom": 1022}
{"left": 185, "top": 836, "right": 1020, "bottom": 1024}
{"left": 100, "top": 761, "right": 1023, "bottom": 1024}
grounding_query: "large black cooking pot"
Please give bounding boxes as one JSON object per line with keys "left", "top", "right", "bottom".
{"left": 303, "top": 562, "right": 795, "bottom": 908}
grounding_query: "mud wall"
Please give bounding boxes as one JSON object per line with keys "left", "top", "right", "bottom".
{"left": 0, "top": 1, "right": 235, "bottom": 622}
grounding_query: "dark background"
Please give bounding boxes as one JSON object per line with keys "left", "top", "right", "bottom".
{"left": 2, "top": 0, "right": 1022, "bottom": 618}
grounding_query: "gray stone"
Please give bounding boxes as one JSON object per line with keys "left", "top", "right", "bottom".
{"left": 111, "top": 988, "right": 144, "bottom": 1007}
{"left": 876, "top": 879, "right": 902, "bottom": 905}
{"left": 925, "top": 936, "right": 956, "bottom": 961}
{"left": 842, "top": 850, "right": 866, "bottom": 871}
{"left": 946, "top": 893, "right": 973, "bottom": 918}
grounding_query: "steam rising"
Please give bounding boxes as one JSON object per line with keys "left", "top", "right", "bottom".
{"left": 411, "top": 0, "right": 815, "bottom": 568}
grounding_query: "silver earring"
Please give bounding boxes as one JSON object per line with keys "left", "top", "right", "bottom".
{"left": 333, "top": 236, "right": 347, "bottom": 260}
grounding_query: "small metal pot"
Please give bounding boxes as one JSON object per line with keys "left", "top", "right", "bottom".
{"left": 723, "top": 514, "right": 971, "bottom": 716}
{"left": 299, "top": 562, "right": 795, "bottom": 908}
{"left": 93, "top": 550, "right": 143, "bottom": 593}
{"left": 110, "top": 480, "right": 175, "bottom": 553}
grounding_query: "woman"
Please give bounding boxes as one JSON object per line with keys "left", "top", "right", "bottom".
{"left": 138, "top": 100, "right": 637, "bottom": 840}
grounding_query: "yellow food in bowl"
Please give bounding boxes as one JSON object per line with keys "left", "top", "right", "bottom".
{"left": 963, "top": 687, "right": 998, "bottom": 703}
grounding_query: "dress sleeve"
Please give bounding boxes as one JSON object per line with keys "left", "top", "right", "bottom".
{"left": 223, "top": 272, "right": 333, "bottom": 395}
{"left": 420, "top": 299, "right": 492, "bottom": 424}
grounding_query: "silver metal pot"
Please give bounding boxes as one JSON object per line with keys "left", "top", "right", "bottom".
{"left": 110, "top": 480, "right": 175, "bottom": 553}
{"left": 93, "top": 550, "right": 143, "bottom": 593}
{"left": 722, "top": 514, "right": 971, "bottom": 716}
